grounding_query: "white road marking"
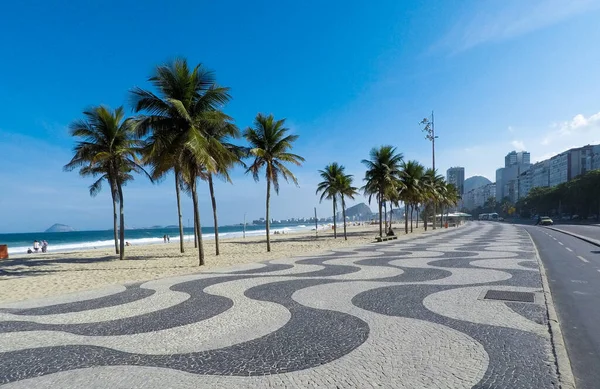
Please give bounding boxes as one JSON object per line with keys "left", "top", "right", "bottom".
{"left": 577, "top": 256, "right": 589, "bottom": 263}
{"left": 558, "top": 242, "right": 564, "bottom": 246}
{"left": 565, "top": 247, "right": 573, "bottom": 252}
{"left": 571, "top": 280, "right": 588, "bottom": 284}
{"left": 553, "top": 237, "right": 557, "bottom": 241}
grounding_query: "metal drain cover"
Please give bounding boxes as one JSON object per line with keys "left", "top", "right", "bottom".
{"left": 484, "top": 290, "right": 535, "bottom": 303}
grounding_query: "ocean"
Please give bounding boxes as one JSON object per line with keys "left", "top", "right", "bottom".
{"left": 0, "top": 223, "right": 324, "bottom": 255}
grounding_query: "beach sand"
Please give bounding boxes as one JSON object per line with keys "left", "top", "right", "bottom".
{"left": 0, "top": 223, "right": 437, "bottom": 303}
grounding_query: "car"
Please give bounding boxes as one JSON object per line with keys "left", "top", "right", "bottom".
{"left": 539, "top": 216, "right": 553, "bottom": 226}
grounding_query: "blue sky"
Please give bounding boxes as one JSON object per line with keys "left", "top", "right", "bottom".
{"left": 1, "top": 0, "right": 600, "bottom": 233}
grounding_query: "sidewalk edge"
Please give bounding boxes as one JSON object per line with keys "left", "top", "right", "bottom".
{"left": 547, "top": 227, "right": 600, "bottom": 248}
{"left": 526, "top": 229, "right": 576, "bottom": 389}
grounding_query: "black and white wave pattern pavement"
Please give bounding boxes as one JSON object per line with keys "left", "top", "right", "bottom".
{"left": 0, "top": 222, "right": 558, "bottom": 388}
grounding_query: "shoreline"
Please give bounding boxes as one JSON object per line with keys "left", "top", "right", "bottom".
{"left": 0, "top": 222, "right": 435, "bottom": 304}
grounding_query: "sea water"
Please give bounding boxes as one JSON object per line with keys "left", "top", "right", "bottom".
{"left": 0, "top": 223, "right": 327, "bottom": 255}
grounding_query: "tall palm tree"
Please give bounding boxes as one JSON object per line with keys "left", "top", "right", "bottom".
{"left": 422, "top": 168, "right": 445, "bottom": 231}
{"left": 132, "top": 59, "right": 230, "bottom": 264}
{"left": 362, "top": 146, "right": 404, "bottom": 237}
{"left": 244, "top": 113, "right": 304, "bottom": 252}
{"left": 399, "top": 160, "right": 425, "bottom": 234}
{"left": 336, "top": 172, "right": 359, "bottom": 240}
{"left": 199, "top": 110, "right": 245, "bottom": 255}
{"left": 316, "top": 163, "right": 345, "bottom": 238}
{"left": 64, "top": 106, "right": 144, "bottom": 260}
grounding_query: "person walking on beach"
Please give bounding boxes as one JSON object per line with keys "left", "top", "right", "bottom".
{"left": 163, "top": 234, "right": 167, "bottom": 243}
{"left": 167, "top": 235, "right": 170, "bottom": 243}
{"left": 41, "top": 240, "right": 48, "bottom": 253}
{"left": 33, "top": 240, "right": 40, "bottom": 252}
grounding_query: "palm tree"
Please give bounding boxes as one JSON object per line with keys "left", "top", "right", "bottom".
{"left": 422, "top": 168, "right": 445, "bottom": 231}
{"left": 199, "top": 110, "right": 245, "bottom": 255}
{"left": 316, "top": 163, "right": 344, "bottom": 238}
{"left": 64, "top": 106, "right": 144, "bottom": 260}
{"left": 362, "top": 146, "right": 404, "bottom": 237}
{"left": 132, "top": 59, "right": 230, "bottom": 265}
{"left": 336, "top": 172, "right": 359, "bottom": 240}
{"left": 399, "top": 160, "right": 425, "bottom": 234}
{"left": 244, "top": 113, "right": 304, "bottom": 252}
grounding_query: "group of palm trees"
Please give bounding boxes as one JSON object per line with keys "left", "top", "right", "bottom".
{"left": 64, "top": 58, "right": 459, "bottom": 266}
{"left": 318, "top": 146, "right": 460, "bottom": 240}
{"left": 64, "top": 58, "right": 303, "bottom": 264}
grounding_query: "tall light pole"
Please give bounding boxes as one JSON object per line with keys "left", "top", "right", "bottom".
{"left": 420, "top": 111, "right": 438, "bottom": 229}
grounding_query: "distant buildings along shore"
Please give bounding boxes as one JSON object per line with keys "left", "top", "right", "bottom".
{"left": 459, "top": 144, "right": 600, "bottom": 211}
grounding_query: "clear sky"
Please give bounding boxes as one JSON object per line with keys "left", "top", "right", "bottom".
{"left": 1, "top": 0, "right": 600, "bottom": 233}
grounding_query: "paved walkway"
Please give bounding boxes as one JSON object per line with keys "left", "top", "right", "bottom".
{"left": 0, "top": 223, "right": 558, "bottom": 388}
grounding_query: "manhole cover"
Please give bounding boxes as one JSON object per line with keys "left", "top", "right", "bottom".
{"left": 484, "top": 290, "right": 535, "bottom": 303}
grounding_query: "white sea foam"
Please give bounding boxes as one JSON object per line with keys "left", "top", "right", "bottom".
{"left": 7, "top": 224, "right": 330, "bottom": 255}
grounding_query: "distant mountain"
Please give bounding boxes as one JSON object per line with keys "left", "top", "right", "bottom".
{"left": 165, "top": 225, "right": 179, "bottom": 229}
{"left": 464, "top": 176, "right": 492, "bottom": 193}
{"left": 45, "top": 223, "right": 76, "bottom": 233}
{"left": 344, "top": 202, "right": 374, "bottom": 219}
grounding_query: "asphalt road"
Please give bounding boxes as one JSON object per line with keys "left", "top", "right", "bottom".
{"left": 526, "top": 226, "right": 600, "bottom": 389}
{"left": 552, "top": 224, "right": 600, "bottom": 242}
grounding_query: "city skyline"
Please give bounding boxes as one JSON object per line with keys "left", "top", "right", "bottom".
{"left": 460, "top": 142, "right": 600, "bottom": 211}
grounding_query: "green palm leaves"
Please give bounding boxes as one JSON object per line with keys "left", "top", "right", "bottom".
{"left": 132, "top": 59, "right": 240, "bottom": 265}
{"left": 317, "top": 163, "right": 358, "bottom": 240}
{"left": 362, "top": 146, "right": 404, "bottom": 237}
{"left": 244, "top": 114, "right": 304, "bottom": 252}
{"left": 64, "top": 106, "right": 145, "bottom": 260}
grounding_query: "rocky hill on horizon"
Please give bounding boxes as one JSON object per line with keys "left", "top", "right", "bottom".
{"left": 464, "top": 176, "right": 492, "bottom": 193}
{"left": 44, "top": 223, "right": 76, "bottom": 233}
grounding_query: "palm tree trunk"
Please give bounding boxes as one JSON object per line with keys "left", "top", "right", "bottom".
{"left": 416, "top": 206, "right": 419, "bottom": 228}
{"left": 405, "top": 202, "right": 408, "bottom": 234}
{"left": 207, "top": 173, "right": 220, "bottom": 255}
{"left": 110, "top": 183, "right": 119, "bottom": 255}
{"left": 174, "top": 170, "right": 185, "bottom": 253}
{"left": 440, "top": 205, "right": 444, "bottom": 228}
{"left": 384, "top": 201, "right": 388, "bottom": 231}
{"left": 433, "top": 203, "right": 437, "bottom": 230}
{"left": 410, "top": 204, "right": 414, "bottom": 233}
{"left": 333, "top": 197, "right": 337, "bottom": 239}
{"left": 266, "top": 178, "right": 271, "bottom": 252}
{"left": 117, "top": 182, "right": 125, "bottom": 260}
{"left": 192, "top": 178, "right": 204, "bottom": 265}
{"left": 341, "top": 195, "right": 347, "bottom": 240}
{"left": 389, "top": 201, "right": 393, "bottom": 226}
{"left": 378, "top": 193, "right": 383, "bottom": 238}
{"left": 194, "top": 215, "right": 198, "bottom": 248}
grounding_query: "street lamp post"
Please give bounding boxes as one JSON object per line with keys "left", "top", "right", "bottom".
{"left": 420, "top": 111, "right": 438, "bottom": 229}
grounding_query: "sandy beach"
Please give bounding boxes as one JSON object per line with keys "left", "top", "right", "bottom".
{"left": 0, "top": 223, "right": 438, "bottom": 303}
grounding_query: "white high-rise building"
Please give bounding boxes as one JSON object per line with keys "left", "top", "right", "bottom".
{"left": 549, "top": 152, "right": 569, "bottom": 187}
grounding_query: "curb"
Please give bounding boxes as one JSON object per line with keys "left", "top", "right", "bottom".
{"left": 546, "top": 227, "right": 600, "bottom": 248}
{"left": 526, "top": 229, "right": 576, "bottom": 389}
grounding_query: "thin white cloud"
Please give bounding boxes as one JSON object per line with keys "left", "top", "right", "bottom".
{"left": 541, "top": 111, "right": 600, "bottom": 146}
{"left": 511, "top": 140, "right": 526, "bottom": 151}
{"left": 435, "top": 0, "right": 600, "bottom": 53}
{"left": 507, "top": 126, "right": 514, "bottom": 133}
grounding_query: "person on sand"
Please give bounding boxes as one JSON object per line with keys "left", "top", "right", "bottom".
{"left": 167, "top": 235, "right": 170, "bottom": 243}
{"left": 163, "top": 234, "right": 167, "bottom": 243}
{"left": 33, "top": 240, "right": 40, "bottom": 252}
{"left": 386, "top": 227, "right": 395, "bottom": 236}
{"left": 41, "top": 240, "right": 48, "bottom": 253}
